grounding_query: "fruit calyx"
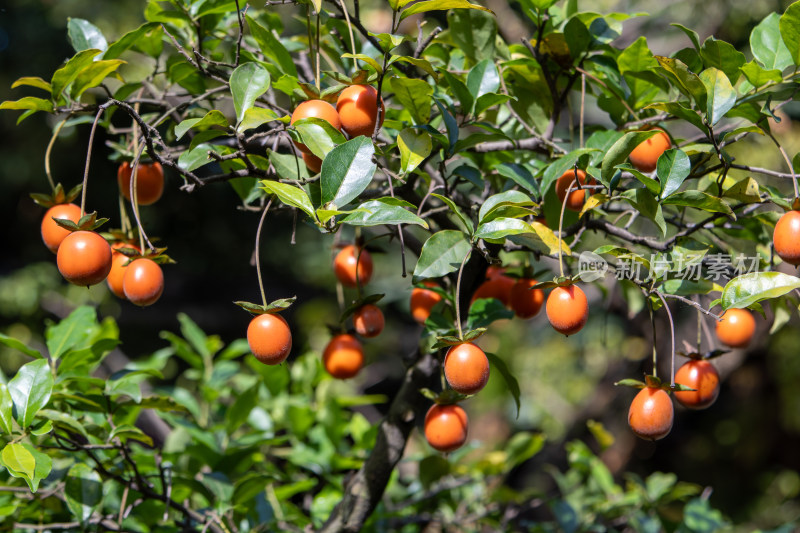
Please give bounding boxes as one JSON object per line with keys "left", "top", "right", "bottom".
{"left": 235, "top": 296, "right": 297, "bottom": 316}
{"left": 53, "top": 210, "right": 108, "bottom": 232}
{"left": 340, "top": 293, "right": 385, "bottom": 322}
{"left": 31, "top": 183, "right": 83, "bottom": 208}
{"left": 432, "top": 327, "right": 486, "bottom": 350}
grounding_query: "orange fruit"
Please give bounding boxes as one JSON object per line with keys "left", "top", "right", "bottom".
{"left": 773, "top": 210, "right": 800, "bottom": 265}
{"left": 555, "top": 169, "right": 594, "bottom": 212}
{"left": 41, "top": 203, "right": 82, "bottom": 254}
{"left": 303, "top": 152, "right": 322, "bottom": 174}
{"left": 353, "top": 304, "right": 384, "bottom": 338}
{"left": 545, "top": 285, "right": 588, "bottom": 335}
{"left": 117, "top": 161, "right": 164, "bottom": 206}
{"left": 247, "top": 313, "right": 292, "bottom": 365}
{"left": 323, "top": 333, "right": 364, "bottom": 379}
{"left": 333, "top": 245, "right": 373, "bottom": 288}
{"left": 443, "top": 343, "right": 490, "bottom": 395}
{"left": 674, "top": 360, "right": 720, "bottom": 410}
{"left": 122, "top": 258, "right": 164, "bottom": 306}
{"left": 629, "top": 129, "right": 671, "bottom": 173}
{"left": 410, "top": 281, "right": 443, "bottom": 324}
{"left": 509, "top": 278, "right": 545, "bottom": 319}
{"left": 424, "top": 404, "right": 468, "bottom": 452}
{"left": 56, "top": 230, "right": 112, "bottom": 287}
{"left": 715, "top": 308, "right": 755, "bottom": 348}
{"left": 628, "top": 386, "right": 674, "bottom": 441}
{"left": 290, "top": 100, "right": 342, "bottom": 153}
{"left": 471, "top": 272, "right": 515, "bottom": 308}
{"left": 336, "top": 85, "right": 385, "bottom": 138}
{"left": 106, "top": 243, "right": 140, "bottom": 299}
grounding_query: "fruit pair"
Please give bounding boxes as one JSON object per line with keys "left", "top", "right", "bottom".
{"left": 334, "top": 244, "right": 373, "bottom": 288}
{"left": 290, "top": 86, "right": 385, "bottom": 172}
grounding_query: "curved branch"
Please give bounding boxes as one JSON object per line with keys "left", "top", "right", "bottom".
{"left": 320, "top": 351, "right": 439, "bottom": 533}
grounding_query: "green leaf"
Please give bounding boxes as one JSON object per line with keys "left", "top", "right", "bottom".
{"left": 392, "top": 56, "right": 439, "bottom": 79}
{"left": 479, "top": 190, "right": 534, "bottom": 223}
{"left": 20, "top": 444, "right": 52, "bottom": 493}
{"left": 65, "top": 463, "right": 104, "bottom": 522}
{"left": 342, "top": 199, "right": 428, "bottom": 228}
{"left": 67, "top": 18, "right": 107, "bottom": 53}
{"left": 104, "top": 22, "right": 160, "bottom": 60}
{"left": 412, "top": 230, "right": 472, "bottom": 281}
{"left": 10, "top": 77, "right": 52, "bottom": 93}
{"left": 46, "top": 306, "right": 97, "bottom": 361}
{"left": 293, "top": 117, "right": 347, "bottom": 159}
{"left": 660, "top": 279, "right": 714, "bottom": 296}
{"left": 0, "top": 333, "right": 42, "bottom": 359}
{"left": 779, "top": 2, "right": 800, "bottom": 65}
{"left": 601, "top": 131, "right": 660, "bottom": 186}
{"left": 398, "top": 128, "right": 432, "bottom": 175}
{"left": 238, "top": 107, "right": 281, "bottom": 134}
{"left": 662, "top": 190, "right": 734, "bottom": 218}
{"left": 342, "top": 54, "right": 383, "bottom": 73}
{"left": 645, "top": 102, "right": 707, "bottom": 133}
{"left": 431, "top": 193, "right": 474, "bottom": 235}
{"left": 259, "top": 180, "right": 317, "bottom": 221}
{"left": 617, "top": 36, "right": 657, "bottom": 73}
{"left": 474, "top": 218, "right": 533, "bottom": 240}
{"left": 0, "top": 443, "right": 35, "bottom": 479}
{"left": 175, "top": 110, "right": 230, "bottom": 140}
{"left": 269, "top": 152, "right": 311, "bottom": 184}
{"left": 495, "top": 163, "right": 539, "bottom": 197}
{"left": 230, "top": 62, "right": 271, "bottom": 125}
{"left": 466, "top": 59, "right": 500, "bottom": 101}
{"left": 70, "top": 59, "right": 125, "bottom": 98}
{"left": 740, "top": 60, "right": 783, "bottom": 87}
{"left": 655, "top": 56, "right": 706, "bottom": 107}
{"left": 699, "top": 38, "right": 745, "bottom": 83}
{"left": 486, "top": 352, "right": 521, "bottom": 417}
{"left": 699, "top": 67, "right": 736, "bottom": 126}
{"left": 542, "top": 148, "right": 597, "bottom": 193}
{"left": 108, "top": 424, "right": 154, "bottom": 446}
{"left": 0, "top": 385, "right": 12, "bottom": 435}
{"left": 8, "top": 359, "right": 54, "bottom": 428}
{"left": 721, "top": 272, "right": 800, "bottom": 310}
{"left": 656, "top": 149, "right": 691, "bottom": 198}
{"left": 750, "top": 13, "right": 793, "bottom": 71}
{"left": 245, "top": 16, "right": 297, "bottom": 77}
{"left": 51, "top": 49, "right": 103, "bottom": 101}
{"left": 621, "top": 188, "right": 666, "bottom": 236}
{"left": 474, "top": 93, "right": 513, "bottom": 116}
{"left": 390, "top": 77, "right": 432, "bottom": 125}
{"left": 0, "top": 97, "right": 54, "bottom": 113}
{"left": 400, "top": 0, "right": 493, "bottom": 21}
{"left": 320, "top": 137, "right": 377, "bottom": 209}
{"left": 177, "top": 143, "right": 225, "bottom": 172}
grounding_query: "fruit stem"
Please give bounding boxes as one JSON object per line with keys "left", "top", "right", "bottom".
{"left": 337, "top": 0, "right": 357, "bottom": 71}
{"left": 255, "top": 198, "right": 274, "bottom": 308}
{"left": 44, "top": 116, "right": 68, "bottom": 192}
{"left": 315, "top": 10, "right": 321, "bottom": 93}
{"left": 81, "top": 103, "right": 111, "bottom": 215}
{"left": 579, "top": 73, "right": 585, "bottom": 149}
{"left": 557, "top": 169, "right": 579, "bottom": 278}
{"left": 646, "top": 292, "right": 658, "bottom": 380}
{"left": 454, "top": 248, "right": 472, "bottom": 340}
{"left": 654, "top": 291, "right": 676, "bottom": 387}
{"left": 129, "top": 143, "right": 156, "bottom": 252}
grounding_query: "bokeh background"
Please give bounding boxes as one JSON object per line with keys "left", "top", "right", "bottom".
{"left": 1, "top": 0, "right": 799, "bottom": 529}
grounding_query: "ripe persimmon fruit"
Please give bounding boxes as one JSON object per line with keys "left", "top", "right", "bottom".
{"left": 353, "top": 304, "right": 384, "bottom": 338}
{"left": 333, "top": 245, "right": 373, "bottom": 288}
{"left": 117, "top": 161, "right": 164, "bottom": 206}
{"left": 323, "top": 333, "right": 364, "bottom": 379}
{"left": 247, "top": 313, "right": 292, "bottom": 365}
{"left": 510, "top": 278, "right": 545, "bottom": 319}
{"left": 555, "top": 169, "right": 594, "bottom": 212}
{"left": 471, "top": 268, "right": 515, "bottom": 308}
{"left": 674, "top": 360, "right": 720, "bottom": 410}
{"left": 546, "top": 285, "right": 588, "bottom": 335}
{"left": 773, "top": 210, "right": 800, "bottom": 265}
{"left": 411, "top": 281, "right": 442, "bottom": 324}
{"left": 444, "top": 342, "right": 490, "bottom": 395}
{"left": 56, "top": 230, "right": 112, "bottom": 287}
{"left": 303, "top": 151, "right": 322, "bottom": 174}
{"left": 424, "top": 403, "right": 468, "bottom": 453}
{"left": 716, "top": 308, "right": 756, "bottom": 348}
{"left": 41, "top": 203, "right": 82, "bottom": 253}
{"left": 290, "top": 99, "right": 342, "bottom": 153}
{"left": 107, "top": 243, "right": 140, "bottom": 299}
{"left": 336, "top": 85, "right": 385, "bottom": 138}
{"left": 122, "top": 258, "right": 164, "bottom": 306}
{"left": 629, "top": 129, "right": 671, "bottom": 173}
{"left": 628, "top": 386, "right": 674, "bottom": 441}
